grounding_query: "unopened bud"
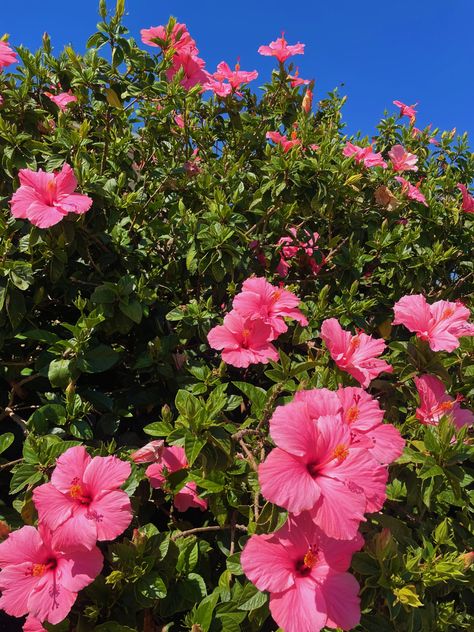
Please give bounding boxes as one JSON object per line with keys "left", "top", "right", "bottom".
{"left": 460, "top": 552, "right": 474, "bottom": 569}
{"left": 302, "top": 88, "right": 313, "bottom": 114}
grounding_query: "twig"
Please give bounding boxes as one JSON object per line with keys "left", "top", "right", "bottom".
{"left": 231, "top": 428, "right": 261, "bottom": 441}
{"left": 0, "top": 458, "right": 23, "bottom": 471}
{"left": 1, "top": 407, "right": 28, "bottom": 435}
{"left": 238, "top": 439, "right": 258, "bottom": 472}
{"left": 171, "top": 524, "right": 247, "bottom": 541}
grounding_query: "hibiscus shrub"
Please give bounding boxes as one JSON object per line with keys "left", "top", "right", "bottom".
{"left": 0, "top": 2, "right": 473, "bottom": 631}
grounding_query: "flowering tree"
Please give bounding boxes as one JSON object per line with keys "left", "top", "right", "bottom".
{"left": 0, "top": 2, "right": 473, "bottom": 631}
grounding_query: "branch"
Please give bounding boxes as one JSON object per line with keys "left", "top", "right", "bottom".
{"left": 171, "top": 523, "right": 247, "bottom": 541}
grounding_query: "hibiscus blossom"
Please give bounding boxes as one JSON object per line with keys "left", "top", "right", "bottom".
{"left": 266, "top": 130, "right": 301, "bottom": 153}
{"left": 393, "top": 100, "right": 417, "bottom": 124}
{"left": 393, "top": 294, "right": 474, "bottom": 352}
{"left": 457, "top": 183, "right": 474, "bottom": 213}
{"left": 241, "top": 513, "right": 362, "bottom": 632}
{"left": 165, "top": 51, "right": 209, "bottom": 90}
{"left": 258, "top": 33, "right": 305, "bottom": 64}
{"left": 395, "top": 176, "right": 427, "bottom": 206}
{"left": 130, "top": 440, "right": 164, "bottom": 464}
{"left": 44, "top": 91, "right": 77, "bottom": 112}
{"left": 0, "top": 524, "right": 102, "bottom": 626}
{"left": 212, "top": 60, "right": 258, "bottom": 91}
{"left": 342, "top": 142, "right": 387, "bottom": 168}
{"left": 320, "top": 319, "right": 393, "bottom": 388}
{"left": 259, "top": 399, "right": 388, "bottom": 539}
{"left": 207, "top": 310, "right": 279, "bottom": 368}
{"left": 232, "top": 276, "right": 308, "bottom": 336}
{"left": 140, "top": 23, "right": 197, "bottom": 55}
{"left": 0, "top": 41, "right": 17, "bottom": 69}
{"left": 9, "top": 163, "right": 93, "bottom": 229}
{"left": 414, "top": 375, "right": 473, "bottom": 429}
{"left": 33, "top": 446, "right": 132, "bottom": 551}
{"left": 388, "top": 144, "right": 418, "bottom": 172}
{"left": 287, "top": 68, "right": 310, "bottom": 87}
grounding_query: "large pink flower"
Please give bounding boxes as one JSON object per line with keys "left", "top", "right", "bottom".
{"left": 33, "top": 446, "right": 132, "bottom": 551}
{"left": 388, "top": 144, "right": 418, "bottom": 172}
{"left": 207, "top": 310, "right": 279, "bottom": 368}
{"left": 395, "top": 176, "right": 427, "bottom": 206}
{"left": 258, "top": 34, "right": 305, "bottom": 64}
{"left": 393, "top": 100, "right": 417, "bottom": 124}
{"left": 241, "top": 513, "right": 362, "bottom": 632}
{"left": 232, "top": 276, "right": 308, "bottom": 336}
{"left": 342, "top": 142, "right": 387, "bottom": 168}
{"left": 457, "top": 183, "right": 474, "bottom": 213}
{"left": 393, "top": 294, "right": 474, "bottom": 352}
{"left": 320, "top": 319, "right": 393, "bottom": 388}
{"left": 10, "top": 163, "right": 93, "bottom": 229}
{"left": 212, "top": 60, "right": 258, "bottom": 91}
{"left": 44, "top": 91, "right": 77, "bottom": 112}
{"left": 0, "top": 41, "right": 17, "bottom": 69}
{"left": 0, "top": 524, "right": 102, "bottom": 626}
{"left": 140, "top": 23, "right": 198, "bottom": 55}
{"left": 414, "top": 375, "right": 473, "bottom": 429}
{"left": 165, "top": 51, "right": 209, "bottom": 90}
{"left": 259, "top": 399, "right": 388, "bottom": 539}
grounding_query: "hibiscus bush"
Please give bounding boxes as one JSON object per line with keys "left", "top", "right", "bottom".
{"left": 0, "top": 1, "right": 473, "bottom": 631}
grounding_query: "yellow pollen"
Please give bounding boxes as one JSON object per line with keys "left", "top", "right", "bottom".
{"left": 439, "top": 400, "right": 454, "bottom": 412}
{"left": 32, "top": 563, "right": 46, "bottom": 577}
{"left": 346, "top": 405, "right": 359, "bottom": 424}
{"left": 350, "top": 336, "right": 361, "bottom": 349}
{"left": 69, "top": 483, "right": 84, "bottom": 499}
{"left": 272, "top": 289, "right": 282, "bottom": 302}
{"left": 333, "top": 444, "right": 349, "bottom": 462}
{"left": 441, "top": 307, "right": 454, "bottom": 320}
{"left": 46, "top": 179, "right": 55, "bottom": 191}
{"left": 303, "top": 548, "right": 316, "bottom": 569}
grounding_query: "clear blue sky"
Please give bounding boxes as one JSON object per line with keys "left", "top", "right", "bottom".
{"left": 3, "top": 0, "right": 474, "bottom": 142}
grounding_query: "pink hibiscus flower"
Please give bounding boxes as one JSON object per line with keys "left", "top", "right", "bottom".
{"left": 203, "top": 77, "right": 232, "bottom": 97}
{"left": 213, "top": 60, "right": 258, "bottom": 90}
{"left": 342, "top": 142, "right": 387, "bottom": 169}
{"left": 140, "top": 23, "right": 198, "bottom": 55}
{"left": 266, "top": 130, "right": 301, "bottom": 153}
{"left": 414, "top": 375, "right": 473, "bottom": 429}
{"left": 320, "top": 319, "right": 393, "bottom": 388}
{"left": 130, "top": 440, "right": 164, "bottom": 464}
{"left": 241, "top": 513, "right": 362, "bottom": 632}
{"left": 0, "top": 524, "right": 102, "bottom": 626}
{"left": 33, "top": 446, "right": 132, "bottom": 551}
{"left": 259, "top": 399, "right": 388, "bottom": 539}
{"left": 10, "top": 163, "right": 93, "bottom": 229}
{"left": 392, "top": 294, "right": 474, "bottom": 352}
{"left": 232, "top": 276, "right": 308, "bottom": 336}
{"left": 207, "top": 310, "right": 279, "bottom": 368}
{"left": 388, "top": 144, "right": 419, "bottom": 172}
{"left": 44, "top": 91, "right": 77, "bottom": 112}
{"left": 165, "top": 51, "right": 209, "bottom": 90}
{"left": 393, "top": 100, "right": 417, "bottom": 124}
{"left": 287, "top": 68, "right": 310, "bottom": 87}
{"left": 0, "top": 41, "right": 17, "bottom": 69}
{"left": 146, "top": 445, "right": 207, "bottom": 512}
{"left": 258, "top": 33, "right": 305, "bottom": 64}
{"left": 395, "top": 176, "right": 427, "bottom": 206}
{"left": 457, "top": 183, "right": 474, "bottom": 213}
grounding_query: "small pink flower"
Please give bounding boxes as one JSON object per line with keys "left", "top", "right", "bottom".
{"left": 166, "top": 52, "right": 209, "bottom": 91}
{"left": 276, "top": 228, "right": 322, "bottom": 277}
{"left": 174, "top": 113, "right": 185, "bottom": 128}
{"left": 9, "top": 164, "right": 93, "bottom": 229}
{"left": 393, "top": 100, "right": 417, "bottom": 124}
{"left": 388, "top": 144, "right": 418, "bottom": 172}
{"left": 130, "top": 440, "right": 164, "bottom": 464}
{"left": 0, "top": 41, "right": 17, "bottom": 69}
{"left": 393, "top": 294, "right": 474, "bottom": 352}
{"left": 320, "top": 319, "right": 393, "bottom": 388}
{"left": 202, "top": 77, "right": 232, "bottom": 97}
{"left": 241, "top": 513, "right": 362, "bottom": 632}
{"left": 414, "top": 375, "right": 473, "bottom": 429}
{"left": 141, "top": 23, "right": 198, "bottom": 55}
{"left": 213, "top": 60, "right": 258, "bottom": 90}
{"left": 457, "top": 183, "right": 474, "bottom": 213}
{"left": 343, "top": 142, "right": 387, "bottom": 168}
{"left": 287, "top": 68, "right": 310, "bottom": 87}
{"left": 258, "top": 33, "right": 305, "bottom": 63}
{"left": 184, "top": 148, "right": 202, "bottom": 176}
{"left": 0, "top": 524, "right": 102, "bottom": 626}
{"left": 266, "top": 130, "right": 301, "bottom": 153}
{"left": 207, "top": 310, "right": 279, "bottom": 368}
{"left": 174, "top": 482, "right": 208, "bottom": 512}
{"left": 44, "top": 91, "right": 77, "bottom": 112}
{"left": 33, "top": 446, "right": 132, "bottom": 551}
{"left": 395, "top": 176, "right": 427, "bottom": 206}
{"left": 232, "top": 276, "right": 308, "bottom": 336}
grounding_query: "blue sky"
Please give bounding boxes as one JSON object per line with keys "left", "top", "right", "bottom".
{"left": 3, "top": 0, "right": 474, "bottom": 142}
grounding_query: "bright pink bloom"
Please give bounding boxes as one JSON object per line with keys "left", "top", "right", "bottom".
{"left": 207, "top": 310, "right": 279, "bottom": 368}
{"left": 174, "top": 113, "right": 185, "bottom": 128}
{"left": 233, "top": 276, "right": 308, "bottom": 336}
{"left": 258, "top": 34, "right": 305, "bottom": 64}
{"left": 130, "top": 440, "right": 164, "bottom": 464}
{"left": 395, "top": 176, "right": 427, "bottom": 206}
{"left": 0, "top": 524, "right": 102, "bottom": 625}
{"left": 174, "top": 482, "right": 208, "bottom": 512}
{"left": 241, "top": 513, "right": 362, "bottom": 632}
{"left": 457, "top": 183, "right": 474, "bottom": 213}
{"left": 33, "top": 446, "right": 132, "bottom": 551}
{"left": 266, "top": 130, "right": 301, "bottom": 153}
{"left": 184, "top": 148, "right": 202, "bottom": 176}
{"left": 320, "top": 319, "right": 393, "bottom": 388}
{"left": 414, "top": 375, "right": 473, "bottom": 429}
{"left": 140, "top": 23, "right": 197, "bottom": 55}
{"left": 259, "top": 398, "right": 388, "bottom": 539}
{"left": 203, "top": 77, "right": 232, "bottom": 97}
{"left": 23, "top": 616, "right": 47, "bottom": 631}
{"left": 10, "top": 164, "right": 93, "bottom": 229}
{"left": 287, "top": 68, "right": 310, "bottom": 87}
{"left": 343, "top": 142, "right": 387, "bottom": 168}
{"left": 0, "top": 41, "right": 17, "bottom": 69}
{"left": 44, "top": 91, "right": 77, "bottom": 112}
{"left": 393, "top": 100, "right": 417, "bottom": 123}
{"left": 388, "top": 144, "right": 418, "bottom": 172}
{"left": 213, "top": 60, "right": 258, "bottom": 90}
{"left": 166, "top": 52, "right": 209, "bottom": 90}
{"left": 393, "top": 294, "right": 474, "bottom": 352}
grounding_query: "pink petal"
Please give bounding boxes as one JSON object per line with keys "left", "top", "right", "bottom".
{"left": 57, "top": 546, "right": 103, "bottom": 592}
{"left": 269, "top": 578, "right": 327, "bottom": 632}
{"left": 310, "top": 477, "right": 366, "bottom": 540}
{"left": 23, "top": 201, "right": 65, "bottom": 228}
{"left": 0, "top": 562, "right": 40, "bottom": 617}
{"left": 320, "top": 571, "right": 361, "bottom": 630}
{"left": 32, "top": 483, "right": 74, "bottom": 532}
{"left": 0, "top": 526, "right": 44, "bottom": 566}
{"left": 89, "top": 490, "right": 132, "bottom": 542}
{"left": 51, "top": 446, "right": 90, "bottom": 494}
{"left": 83, "top": 455, "right": 131, "bottom": 494}
{"left": 58, "top": 193, "right": 93, "bottom": 215}
{"left": 55, "top": 164, "right": 77, "bottom": 195}
{"left": 51, "top": 506, "right": 98, "bottom": 551}
{"left": 27, "top": 572, "right": 77, "bottom": 625}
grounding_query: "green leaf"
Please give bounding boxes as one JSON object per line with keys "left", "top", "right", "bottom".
{"left": 184, "top": 433, "right": 206, "bottom": 466}
{"left": 10, "top": 464, "right": 43, "bottom": 494}
{"left": 135, "top": 571, "right": 167, "bottom": 601}
{"left": 143, "top": 420, "right": 173, "bottom": 437}
{"left": 193, "top": 589, "right": 220, "bottom": 632}
{"left": 236, "top": 582, "right": 268, "bottom": 611}
{"left": 119, "top": 300, "right": 143, "bottom": 323}
{"left": 29, "top": 404, "right": 67, "bottom": 433}
{"left": 77, "top": 345, "right": 121, "bottom": 373}
{"left": 0, "top": 433, "right": 14, "bottom": 455}
{"left": 48, "top": 359, "right": 72, "bottom": 388}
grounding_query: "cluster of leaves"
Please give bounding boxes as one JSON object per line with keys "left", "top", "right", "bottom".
{"left": 0, "top": 1, "right": 473, "bottom": 630}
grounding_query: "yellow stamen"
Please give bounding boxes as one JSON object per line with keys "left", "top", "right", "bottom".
{"left": 333, "top": 444, "right": 349, "bottom": 462}
{"left": 32, "top": 564, "right": 46, "bottom": 577}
